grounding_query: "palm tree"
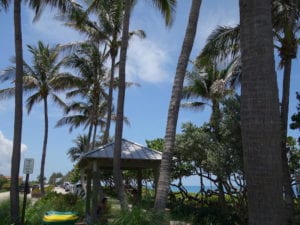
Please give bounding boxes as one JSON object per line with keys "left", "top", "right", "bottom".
{"left": 67, "top": 134, "right": 89, "bottom": 162}
{"left": 199, "top": 1, "right": 300, "bottom": 221}
{"left": 239, "top": 0, "right": 283, "bottom": 224}
{"left": 56, "top": 43, "right": 108, "bottom": 147}
{"left": 181, "top": 58, "right": 240, "bottom": 209}
{"left": 11, "top": 1, "right": 23, "bottom": 223}
{"left": 2, "top": 1, "right": 77, "bottom": 223}
{"left": 60, "top": 0, "right": 145, "bottom": 145}
{"left": 0, "top": 41, "right": 74, "bottom": 195}
{"left": 114, "top": 0, "right": 176, "bottom": 210}
{"left": 272, "top": 1, "right": 300, "bottom": 221}
{"left": 154, "top": 0, "right": 201, "bottom": 210}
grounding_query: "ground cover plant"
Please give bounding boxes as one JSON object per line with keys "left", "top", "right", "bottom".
{"left": 25, "top": 192, "right": 84, "bottom": 225}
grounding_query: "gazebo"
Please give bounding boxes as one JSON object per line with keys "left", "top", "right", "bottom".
{"left": 78, "top": 139, "right": 162, "bottom": 207}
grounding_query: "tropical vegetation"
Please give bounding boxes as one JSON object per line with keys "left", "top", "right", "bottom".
{"left": 0, "top": 0, "right": 300, "bottom": 224}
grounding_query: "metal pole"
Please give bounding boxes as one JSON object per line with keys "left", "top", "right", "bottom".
{"left": 21, "top": 173, "right": 29, "bottom": 225}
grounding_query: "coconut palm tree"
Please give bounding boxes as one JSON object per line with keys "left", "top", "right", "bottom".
{"left": 2, "top": 1, "right": 77, "bottom": 223}
{"left": 60, "top": 0, "right": 145, "bottom": 145}
{"left": 56, "top": 42, "right": 109, "bottom": 146}
{"left": 239, "top": 0, "right": 283, "bottom": 224}
{"left": 10, "top": 1, "right": 23, "bottom": 224}
{"left": 114, "top": 0, "right": 176, "bottom": 210}
{"left": 0, "top": 41, "right": 74, "bottom": 195}
{"left": 272, "top": 1, "right": 300, "bottom": 221}
{"left": 180, "top": 58, "right": 240, "bottom": 210}
{"left": 67, "top": 134, "right": 89, "bottom": 162}
{"left": 199, "top": 1, "right": 300, "bottom": 221}
{"left": 154, "top": 0, "right": 201, "bottom": 210}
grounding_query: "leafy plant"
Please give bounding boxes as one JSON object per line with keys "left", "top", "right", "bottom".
{"left": 0, "top": 199, "right": 11, "bottom": 225}
{"left": 111, "top": 207, "right": 165, "bottom": 225}
{"left": 25, "top": 192, "right": 84, "bottom": 225}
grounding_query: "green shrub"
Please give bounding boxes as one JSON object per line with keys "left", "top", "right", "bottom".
{"left": 192, "top": 206, "right": 240, "bottom": 225}
{"left": 111, "top": 207, "right": 165, "bottom": 225}
{"left": 0, "top": 198, "right": 31, "bottom": 225}
{"left": 0, "top": 199, "right": 11, "bottom": 225}
{"left": 2, "top": 182, "right": 10, "bottom": 190}
{"left": 25, "top": 192, "right": 84, "bottom": 225}
{"left": 45, "top": 185, "right": 54, "bottom": 193}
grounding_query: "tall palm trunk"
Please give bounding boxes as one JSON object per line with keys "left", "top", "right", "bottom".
{"left": 91, "top": 123, "right": 97, "bottom": 150}
{"left": 10, "top": 0, "right": 23, "bottom": 224}
{"left": 154, "top": 0, "right": 202, "bottom": 210}
{"left": 281, "top": 58, "right": 295, "bottom": 223}
{"left": 279, "top": 6, "right": 298, "bottom": 222}
{"left": 211, "top": 100, "right": 226, "bottom": 210}
{"left": 40, "top": 97, "right": 49, "bottom": 195}
{"left": 239, "top": 0, "right": 283, "bottom": 224}
{"left": 103, "top": 51, "right": 117, "bottom": 144}
{"left": 113, "top": 0, "right": 130, "bottom": 210}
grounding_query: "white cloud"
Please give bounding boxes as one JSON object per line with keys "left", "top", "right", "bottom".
{"left": 0, "top": 131, "right": 27, "bottom": 176}
{"left": 127, "top": 37, "right": 171, "bottom": 83}
{"left": 24, "top": 7, "right": 83, "bottom": 45}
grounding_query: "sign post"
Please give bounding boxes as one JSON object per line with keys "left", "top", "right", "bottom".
{"left": 21, "top": 158, "right": 34, "bottom": 225}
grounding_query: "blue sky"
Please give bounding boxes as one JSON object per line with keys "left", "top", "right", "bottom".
{"left": 0, "top": 1, "right": 299, "bottom": 185}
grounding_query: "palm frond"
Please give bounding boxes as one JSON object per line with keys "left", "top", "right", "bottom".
{"left": 50, "top": 93, "right": 67, "bottom": 109}
{"left": 0, "top": 66, "right": 16, "bottom": 82}
{"left": 0, "top": 87, "right": 15, "bottom": 100}
{"left": 151, "top": 0, "right": 177, "bottom": 26}
{"left": 197, "top": 25, "right": 240, "bottom": 64}
{"left": 26, "top": 92, "right": 43, "bottom": 114}
{"left": 56, "top": 115, "right": 88, "bottom": 132}
{"left": 181, "top": 102, "right": 207, "bottom": 111}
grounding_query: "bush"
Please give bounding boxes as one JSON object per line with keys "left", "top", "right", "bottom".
{"left": 2, "top": 182, "right": 10, "bottom": 191}
{"left": 25, "top": 192, "right": 84, "bottom": 225}
{"left": 0, "top": 199, "right": 10, "bottom": 225}
{"left": 0, "top": 198, "right": 32, "bottom": 225}
{"left": 111, "top": 207, "right": 165, "bottom": 225}
{"left": 192, "top": 206, "right": 240, "bottom": 225}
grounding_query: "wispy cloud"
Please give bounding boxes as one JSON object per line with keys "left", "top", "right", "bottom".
{"left": 24, "top": 7, "right": 83, "bottom": 45}
{"left": 0, "top": 131, "right": 27, "bottom": 176}
{"left": 127, "top": 37, "right": 171, "bottom": 83}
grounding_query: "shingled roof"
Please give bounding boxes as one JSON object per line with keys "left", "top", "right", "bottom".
{"left": 79, "top": 139, "right": 162, "bottom": 169}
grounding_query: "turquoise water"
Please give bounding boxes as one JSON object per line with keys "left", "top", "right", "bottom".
{"left": 170, "top": 185, "right": 217, "bottom": 193}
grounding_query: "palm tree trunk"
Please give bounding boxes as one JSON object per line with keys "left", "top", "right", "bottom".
{"left": 10, "top": 0, "right": 23, "bottom": 223}
{"left": 103, "top": 54, "right": 116, "bottom": 145}
{"left": 239, "top": 0, "right": 283, "bottom": 224}
{"left": 211, "top": 101, "right": 226, "bottom": 210}
{"left": 154, "top": 0, "right": 202, "bottom": 211}
{"left": 86, "top": 123, "right": 93, "bottom": 151}
{"left": 113, "top": 0, "right": 130, "bottom": 210}
{"left": 281, "top": 58, "right": 295, "bottom": 223}
{"left": 40, "top": 97, "right": 49, "bottom": 195}
{"left": 91, "top": 124, "right": 97, "bottom": 150}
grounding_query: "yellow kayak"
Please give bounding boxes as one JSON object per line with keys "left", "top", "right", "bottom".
{"left": 43, "top": 211, "right": 78, "bottom": 222}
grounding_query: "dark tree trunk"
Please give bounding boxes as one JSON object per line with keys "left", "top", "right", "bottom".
{"left": 10, "top": 0, "right": 23, "bottom": 223}
{"left": 113, "top": 0, "right": 130, "bottom": 210}
{"left": 103, "top": 52, "right": 117, "bottom": 145}
{"left": 154, "top": 0, "right": 202, "bottom": 210}
{"left": 40, "top": 97, "right": 48, "bottom": 195}
{"left": 279, "top": 5, "right": 298, "bottom": 221}
{"left": 239, "top": 0, "right": 283, "bottom": 225}
{"left": 281, "top": 58, "right": 295, "bottom": 223}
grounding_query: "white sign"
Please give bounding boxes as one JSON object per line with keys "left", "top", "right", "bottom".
{"left": 23, "top": 158, "right": 34, "bottom": 174}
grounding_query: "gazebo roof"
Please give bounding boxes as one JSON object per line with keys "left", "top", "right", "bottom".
{"left": 79, "top": 139, "right": 162, "bottom": 170}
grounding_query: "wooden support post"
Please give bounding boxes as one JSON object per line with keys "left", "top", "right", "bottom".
{"left": 137, "top": 170, "right": 142, "bottom": 202}
{"left": 92, "top": 161, "right": 100, "bottom": 223}
{"left": 85, "top": 171, "right": 92, "bottom": 219}
{"left": 153, "top": 168, "right": 159, "bottom": 197}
